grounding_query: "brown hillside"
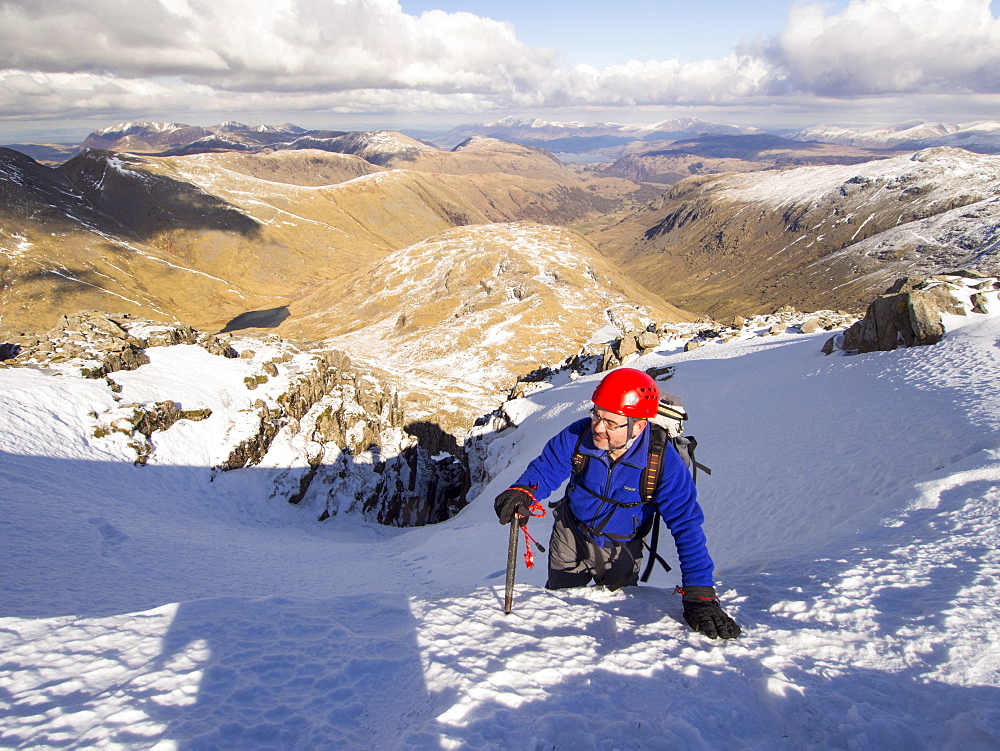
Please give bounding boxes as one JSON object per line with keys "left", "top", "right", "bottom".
{"left": 588, "top": 147, "right": 1000, "bottom": 319}
{"left": 4, "top": 147, "right": 655, "bottom": 336}
{"left": 279, "top": 222, "right": 692, "bottom": 429}
{"left": 204, "top": 149, "right": 384, "bottom": 186}
{"left": 0, "top": 149, "right": 270, "bottom": 335}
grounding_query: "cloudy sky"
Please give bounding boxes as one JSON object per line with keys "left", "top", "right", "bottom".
{"left": 2, "top": 0, "right": 1000, "bottom": 141}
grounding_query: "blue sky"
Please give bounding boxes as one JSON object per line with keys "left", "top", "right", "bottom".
{"left": 398, "top": 1, "right": 836, "bottom": 68}
{"left": 1, "top": 0, "right": 1000, "bottom": 141}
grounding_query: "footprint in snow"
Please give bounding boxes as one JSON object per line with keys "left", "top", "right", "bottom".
{"left": 88, "top": 517, "right": 130, "bottom": 557}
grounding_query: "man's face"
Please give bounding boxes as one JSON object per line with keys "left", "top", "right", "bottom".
{"left": 590, "top": 407, "right": 639, "bottom": 452}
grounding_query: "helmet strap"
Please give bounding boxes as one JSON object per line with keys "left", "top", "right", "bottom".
{"left": 606, "top": 417, "right": 644, "bottom": 454}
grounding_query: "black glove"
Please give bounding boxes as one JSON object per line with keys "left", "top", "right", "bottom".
{"left": 680, "top": 586, "right": 741, "bottom": 640}
{"left": 494, "top": 486, "right": 533, "bottom": 526}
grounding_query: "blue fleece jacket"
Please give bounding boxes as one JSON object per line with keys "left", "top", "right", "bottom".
{"left": 514, "top": 417, "right": 715, "bottom": 587}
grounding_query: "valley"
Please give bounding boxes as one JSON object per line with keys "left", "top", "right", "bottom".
{"left": 4, "top": 117, "right": 1000, "bottom": 438}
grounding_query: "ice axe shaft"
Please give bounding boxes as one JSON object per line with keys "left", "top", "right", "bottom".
{"left": 503, "top": 519, "right": 519, "bottom": 614}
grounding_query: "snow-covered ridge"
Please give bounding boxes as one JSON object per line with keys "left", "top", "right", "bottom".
{"left": 793, "top": 120, "right": 1000, "bottom": 148}
{"left": 1, "top": 280, "right": 998, "bottom": 747}
{"left": 717, "top": 147, "right": 1000, "bottom": 209}
{"left": 93, "top": 121, "right": 305, "bottom": 138}
{"left": 93, "top": 121, "right": 190, "bottom": 136}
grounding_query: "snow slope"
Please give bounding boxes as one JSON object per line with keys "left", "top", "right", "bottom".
{"left": 2, "top": 279, "right": 999, "bottom": 749}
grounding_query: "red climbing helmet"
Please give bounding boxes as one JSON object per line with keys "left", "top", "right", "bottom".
{"left": 591, "top": 368, "right": 659, "bottom": 419}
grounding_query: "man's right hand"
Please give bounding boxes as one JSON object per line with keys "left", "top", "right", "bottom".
{"left": 494, "top": 486, "right": 534, "bottom": 525}
{"left": 679, "top": 586, "right": 741, "bottom": 640}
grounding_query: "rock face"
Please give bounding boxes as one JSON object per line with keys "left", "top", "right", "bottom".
{"left": 95, "top": 401, "right": 213, "bottom": 466}
{"left": 3, "top": 311, "right": 468, "bottom": 528}
{"left": 845, "top": 280, "right": 961, "bottom": 352}
{"left": 216, "top": 346, "right": 470, "bottom": 527}
{"left": 823, "top": 273, "right": 993, "bottom": 354}
{"left": 218, "top": 349, "right": 406, "bottom": 470}
{"left": 366, "top": 444, "right": 469, "bottom": 527}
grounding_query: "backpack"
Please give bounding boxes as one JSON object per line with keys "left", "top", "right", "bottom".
{"left": 570, "top": 391, "right": 711, "bottom": 582}
{"left": 647, "top": 392, "right": 711, "bottom": 484}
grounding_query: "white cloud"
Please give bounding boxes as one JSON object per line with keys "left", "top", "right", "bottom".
{"left": 0, "top": 0, "right": 999, "bottom": 123}
{"left": 554, "top": 56, "right": 774, "bottom": 107}
{"left": 767, "top": 0, "right": 1000, "bottom": 96}
{"left": 0, "top": 0, "right": 554, "bottom": 95}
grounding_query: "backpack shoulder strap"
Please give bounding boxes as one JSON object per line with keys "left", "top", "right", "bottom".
{"left": 547, "top": 428, "right": 590, "bottom": 511}
{"left": 570, "top": 428, "right": 588, "bottom": 478}
{"left": 641, "top": 424, "right": 667, "bottom": 503}
{"left": 639, "top": 424, "right": 671, "bottom": 583}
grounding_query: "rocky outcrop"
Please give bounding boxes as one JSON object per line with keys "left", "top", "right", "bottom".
{"left": 366, "top": 445, "right": 469, "bottom": 527}
{"left": 4, "top": 310, "right": 468, "bottom": 528}
{"left": 215, "top": 347, "right": 470, "bottom": 527}
{"left": 94, "top": 401, "right": 213, "bottom": 465}
{"left": 595, "top": 309, "right": 858, "bottom": 369}
{"left": 219, "top": 350, "right": 405, "bottom": 470}
{"left": 2, "top": 311, "right": 236, "bottom": 376}
{"left": 823, "top": 276, "right": 971, "bottom": 354}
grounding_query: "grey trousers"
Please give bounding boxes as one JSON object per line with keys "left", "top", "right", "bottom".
{"left": 546, "top": 501, "right": 644, "bottom": 591}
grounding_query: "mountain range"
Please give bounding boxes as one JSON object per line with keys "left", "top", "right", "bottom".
{"left": 4, "top": 117, "right": 1000, "bottom": 430}
{"left": 435, "top": 116, "right": 1000, "bottom": 157}
{"left": 589, "top": 146, "right": 1000, "bottom": 318}
{"left": 0, "top": 130, "right": 668, "bottom": 428}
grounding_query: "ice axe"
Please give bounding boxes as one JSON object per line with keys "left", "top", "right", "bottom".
{"left": 503, "top": 518, "right": 519, "bottom": 614}
{"left": 503, "top": 510, "right": 546, "bottom": 614}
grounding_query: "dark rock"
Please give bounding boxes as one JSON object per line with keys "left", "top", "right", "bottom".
{"left": 799, "top": 318, "right": 822, "bottom": 334}
{"left": 199, "top": 333, "right": 238, "bottom": 358}
{"left": 645, "top": 365, "right": 675, "bottom": 380}
{"left": 616, "top": 335, "right": 638, "bottom": 358}
{"left": 218, "top": 404, "right": 281, "bottom": 470}
{"left": 81, "top": 344, "right": 150, "bottom": 379}
{"left": 129, "top": 400, "right": 212, "bottom": 438}
{"left": 636, "top": 331, "right": 660, "bottom": 350}
{"left": 601, "top": 345, "right": 620, "bottom": 372}
{"left": 836, "top": 277, "right": 966, "bottom": 353}
{"left": 367, "top": 447, "right": 469, "bottom": 527}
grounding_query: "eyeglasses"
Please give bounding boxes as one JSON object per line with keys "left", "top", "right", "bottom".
{"left": 590, "top": 408, "right": 628, "bottom": 431}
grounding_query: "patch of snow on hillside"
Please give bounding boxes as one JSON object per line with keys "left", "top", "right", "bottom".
{"left": 819, "top": 197, "right": 1000, "bottom": 277}
{"left": 0, "top": 231, "right": 31, "bottom": 259}
{"left": 719, "top": 148, "right": 1000, "bottom": 209}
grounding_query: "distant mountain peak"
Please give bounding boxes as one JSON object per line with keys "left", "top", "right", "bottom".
{"left": 93, "top": 121, "right": 189, "bottom": 136}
